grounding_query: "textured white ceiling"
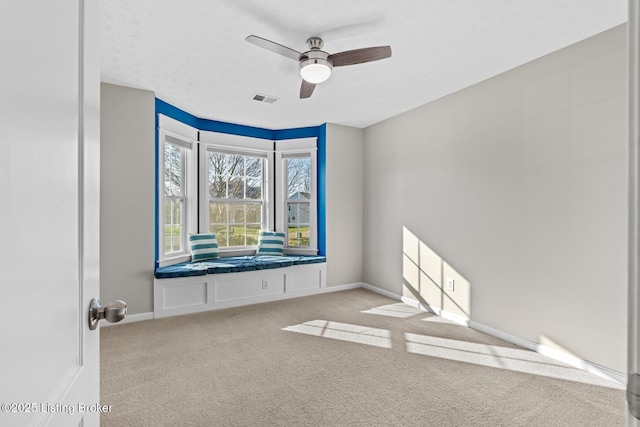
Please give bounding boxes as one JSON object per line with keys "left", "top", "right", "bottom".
{"left": 100, "top": 0, "right": 627, "bottom": 130}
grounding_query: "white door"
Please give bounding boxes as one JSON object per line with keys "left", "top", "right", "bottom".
{"left": 631, "top": 0, "right": 640, "bottom": 425}
{"left": 0, "top": 0, "right": 101, "bottom": 426}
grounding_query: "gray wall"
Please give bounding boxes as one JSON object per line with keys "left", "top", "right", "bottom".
{"left": 363, "top": 25, "right": 627, "bottom": 373}
{"left": 100, "top": 83, "right": 155, "bottom": 315}
{"left": 325, "top": 124, "right": 364, "bottom": 286}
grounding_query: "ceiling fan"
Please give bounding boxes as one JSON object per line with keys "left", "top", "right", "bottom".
{"left": 245, "top": 35, "right": 392, "bottom": 99}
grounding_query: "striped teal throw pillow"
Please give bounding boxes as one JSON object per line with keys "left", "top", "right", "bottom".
{"left": 256, "top": 231, "right": 285, "bottom": 256}
{"left": 189, "top": 233, "right": 219, "bottom": 261}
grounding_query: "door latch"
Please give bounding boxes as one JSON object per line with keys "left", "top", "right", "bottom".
{"left": 88, "top": 298, "right": 127, "bottom": 330}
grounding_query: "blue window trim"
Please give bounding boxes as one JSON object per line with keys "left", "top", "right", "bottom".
{"left": 155, "top": 98, "right": 327, "bottom": 264}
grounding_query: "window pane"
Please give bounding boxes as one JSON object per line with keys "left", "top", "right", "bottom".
{"left": 288, "top": 203, "right": 299, "bottom": 224}
{"left": 288, "top": 225, "right": 310, "bottom": 247}
{"left": 164, "top": 144, "right": 183, "bottom": 196}
{"left": 246, "top": 178, "right": 261, "bottom": 199}
{"left": 164, "top": 199, "right": 183, "bottom": 254}
{"left": 246, "top": 202, "right": 261, "bottom": 223}
{"left": 228, "top": 176, "right": 244, "bottom": 199}
{"left": 302, "top": 178, "right": 311, "bottom": 199}
{"left": 164, "top": 226, "right": 172, "bottom": 253}
{"left": 164, "top": 200, "right": 172, "bottom": 225}
{"left": 209, "top": 176, "right": 226, "bottom": 199}
{"left": 299, "top": 202, "right": 310, "bottom": 223}
{"left": 246, "top": 224, "right": 260, "bottom": 246}
{"left": 287, "top": 158, "right": 311, "bottom": 199}
{"left": 209, "top": 202, "right": 227, "bottom": 224}
{"left": 210, "top": 224, "right": 228, "bottom": 247}
{"left": 210, "top": 153, "right": 244, "bottom": 177}
{"left": 171, "top": 228, "right": 182, "bottom": 253}
{"left": 229, "top": 203, "right": 245, "bottom": 223}
{"left": 287, "top": 202, "right": 310, "bottom": 226}
{"left": 246, "top": 157, "right": 262, "bottom": 177}
{"left": 287, "top": 201, "right": 310, "bottom": 247}
{"left": 208, "top": 154, "right": 224, "bottom": 180}
{"left": 172, "top": 200, "right": 182, "bottom": 226}
{"left": 227, "top": 155, "right": 244, "bottom": 176}
{"left": 228, "top": 225, "right": 246, "bottom": 246}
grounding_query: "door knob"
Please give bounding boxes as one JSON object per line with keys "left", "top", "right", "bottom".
{"left": 89, "top": 298, "right": 127, "bottom": 330}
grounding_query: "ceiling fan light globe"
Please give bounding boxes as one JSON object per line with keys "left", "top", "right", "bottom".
{"left": 300, "top": 63, "right": 332, "bottom": 84}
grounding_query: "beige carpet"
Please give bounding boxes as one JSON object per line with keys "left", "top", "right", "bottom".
{"left": 101, "top": 288, "right": 625, "bottom": 426}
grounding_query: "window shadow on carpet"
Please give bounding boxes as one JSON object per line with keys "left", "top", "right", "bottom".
{"left": 283, "top": 311, "right": 623, "bottom": 390}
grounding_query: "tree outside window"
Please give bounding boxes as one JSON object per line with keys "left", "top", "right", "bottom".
{"left": 208, "top": 152, "right": 264, "bottom": 247}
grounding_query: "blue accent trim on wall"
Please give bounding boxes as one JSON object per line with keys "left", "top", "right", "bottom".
{"left": 156, "top": 97, "right": 276, "bottom": 140}
{"left": 155, "top": 99, "right": 199, "bottom": 129}
{"left": 317, "top": 124, "right": 327, "bottom": 256}
{"left": 274, "top": 125, "right": 322, "bottom": 140}
{"left": 198, "top": 117, "right": 275, "bottom": 140}
{"left": 155, "top": 98, "right": 327, "bottom": 260}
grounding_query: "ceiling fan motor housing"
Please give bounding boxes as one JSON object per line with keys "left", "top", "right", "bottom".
{"left": 300, "top": 50, "right": 333, "bottom": 69}
{"left": 299, "top": 37, "right": 333, "bottom": 84}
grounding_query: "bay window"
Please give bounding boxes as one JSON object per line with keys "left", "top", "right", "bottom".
{"left": 158, "top": 115, "right": 317, "bottom": 263}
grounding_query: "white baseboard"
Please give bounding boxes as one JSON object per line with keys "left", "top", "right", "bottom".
{"left": 322, "top": 282, "right": 365, "bottom": 293}
{"left": 100, "top": 311, "right": 153, "bottom": 327}
{"left": 468, "top": 320, "right": 539, "bottom": 352}
{"left": 392, "top": 292, "right": 626, "bottom": 387}
{"left": 400, "top": 296, "right": 472, "bottom": 327}
{"left": 469, "top": 320, "right": 626, "bottom": 386}
{"left": 361, "top": 283, "right": 402, "bottom": 300}
{"left": 535, "top": 343, "right": 627, "bottom": 386}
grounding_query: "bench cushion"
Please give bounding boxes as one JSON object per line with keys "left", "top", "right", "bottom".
{"left": 285, "top": 255, "right": 327, "bottom": 265}
{"left": 155, "top": 255, "right": 326, "bottom": 279}
{"left": 154, "top": 262, "right": 208, "bottom": 279}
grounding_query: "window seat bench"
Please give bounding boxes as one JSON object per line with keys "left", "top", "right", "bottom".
{"left": 153, "top": 255, "right": 327, "bottom": 318}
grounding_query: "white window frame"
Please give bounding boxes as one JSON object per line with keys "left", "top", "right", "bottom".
{"left": 275, "top": 138, "right": 318, "bottom": 255}
{"left": 158, "top": 117, "right": 198, "bottom": 266}
{"left": 198, "top": 131, "right": 274, "bottom": 256}
{"left": 158, "top": 126, "right": 318, "bottom": 262}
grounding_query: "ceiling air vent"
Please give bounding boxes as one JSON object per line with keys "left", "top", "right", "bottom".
{"left": 251, "top": 93, "right": 278, "bottom": 104}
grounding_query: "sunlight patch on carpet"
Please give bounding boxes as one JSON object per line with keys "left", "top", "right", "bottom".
{"left": 361, "top": 302, "right": 424, "bottom": 318}
{"left": 405, "top": 333, "right": 623, "bottom": 389}
{"left": 283, "top": 320, "right": 392, "bottom": 348}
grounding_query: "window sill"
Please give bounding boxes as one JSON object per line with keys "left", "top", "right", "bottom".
{"left": 158, "top": 254, "right": 191, "bottom": 267}
{"left": 218, "top": 247, "right": 258, "bottom": 258}
{"left": 284, "top": 248, "right": 319, "bottom": 256}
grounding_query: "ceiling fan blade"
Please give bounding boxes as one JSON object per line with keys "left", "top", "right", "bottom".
{"left": 329, "top": 46, "right": 391, "bottom": 67}
{"left": 245, "top": 35, "right": 302, "bottom": 61}
{"left": 300, "top": 80, "right": 316, "bottom": 99}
